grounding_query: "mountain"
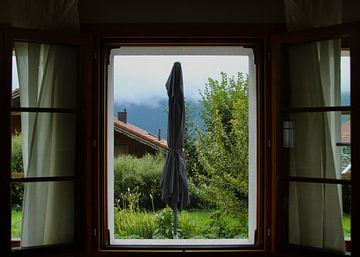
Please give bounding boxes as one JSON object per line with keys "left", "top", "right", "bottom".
{"left": 114, "top": 99, "right": 203, "bottom": 140}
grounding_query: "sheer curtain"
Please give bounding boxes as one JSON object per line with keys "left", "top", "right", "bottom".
{"left": 15, "top": 42, "right": 78, "bottom": 246}
{"left": 284, "top": 0, "right": 345, "bottom": 251}
{"left": 11, "top": 0, "right": 79, "bottom": 247}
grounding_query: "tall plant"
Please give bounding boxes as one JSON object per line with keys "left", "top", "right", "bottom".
{"left": 194, "top": 72, "right": 249, "bottom": 214}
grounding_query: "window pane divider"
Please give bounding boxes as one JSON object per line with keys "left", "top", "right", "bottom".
{"left": 279, "top": 176, "right": 351, "bottom": 185}
{"left": 281, "top": 106, "right": 351, "bottom": 113}
{"left": 10, "top": 107, "right": 79, "bottom": 113}
{"left": 9, "top": 176, "right": 82, "bottom": 183}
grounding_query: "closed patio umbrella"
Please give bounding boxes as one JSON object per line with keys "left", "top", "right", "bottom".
{"left": 160, "top": 62, "right": 190, "bottom": 239}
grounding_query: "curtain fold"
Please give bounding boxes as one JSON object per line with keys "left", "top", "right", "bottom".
{"left": 284, "top": 0, "right": 345, "bottom": 252}
{"left": 16, "top": 42, "right": 78, "bottom": 247}
{"left": 11, "top": 0, "right": 79, "bottom": 247}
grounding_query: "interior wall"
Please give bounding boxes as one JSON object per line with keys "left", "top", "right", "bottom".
{"left": 79, "top": 0, "right": 285, "bottom": 24}
{"left": 1, "top": 1, "right": 359, "bottom": 25}
{"left": 79, "top": 0, "right": 360, "bottom": 24}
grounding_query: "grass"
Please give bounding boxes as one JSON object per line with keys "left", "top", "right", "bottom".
{"left": 114, "top": 208, "right": 246, "bottom": 239}
{"left": 11, "top": 209, "right": 22, "bottom": 239}
{"left": 343, "top": 213, "right": 351, "bottom": 239}
{"left": 10, "top": 208, "right": 352, "bottom": 240}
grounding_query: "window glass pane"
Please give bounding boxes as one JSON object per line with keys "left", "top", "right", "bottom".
{"left": 285, "top": 38, "right": 350, "bottom": 108}
{"left": 283, "top": 111, "right": 351, "bottom": 180}
{"left": 287, "top": 182, "right": 350, "bottom": 253}
{"left": 11, "top": 181, "right": 76, "bottom": 248}
{"left": 108, "top": 47, "right": 257, "bottom": 245}
{"left": 12, "top": 42, "right": 79, "bottom": 108}
{"left": 11, "top": 112, "right": 77, "bottom": 178}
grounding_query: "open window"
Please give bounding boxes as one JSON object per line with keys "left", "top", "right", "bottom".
{"left": 101, "top": 43, "right": 265, "bottom": 250}
{"left": 1, "top": 29, "right": 91, "bottom": 256}
{"left": 271, "top": 24, "right": 359, "bottom": 256}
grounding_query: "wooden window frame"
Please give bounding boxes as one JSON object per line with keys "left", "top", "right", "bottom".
{"left": 0, "top": 27, "right": 93, "bottom": 257}
{"left": 95, "top": 29, "right": 272, "bottom": 254}
{"left": 270, "top": 23, "right": 360, "bottom": 257}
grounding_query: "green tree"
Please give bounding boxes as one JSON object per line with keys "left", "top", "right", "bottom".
{"left": 194, "top": 72, "right": 249, "bottom": 214}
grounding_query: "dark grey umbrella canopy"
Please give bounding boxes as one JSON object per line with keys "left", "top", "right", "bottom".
{"left": 160, "top": 62, "right": 190, "bottom": 211}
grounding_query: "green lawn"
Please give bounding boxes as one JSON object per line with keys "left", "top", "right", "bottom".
{"left": 114, "top": 208, "right": 247, "bottom": 239}
{"left": 11, "top": 208, "right": 351, "bottom": 240}
{"left": 343, "top": 213, "right": 351, "bottom": 238}
{"left": 11, "top": 209, "right": 22, "bottom": 239}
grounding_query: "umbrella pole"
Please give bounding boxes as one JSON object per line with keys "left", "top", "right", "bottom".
{"left": 173, "top": 207, "right": 178, "bottom": 239}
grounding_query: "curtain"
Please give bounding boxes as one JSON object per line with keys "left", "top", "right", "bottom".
{"left": 15, "top": 42, "right": 78, "bottom": 247}
{"left": 11, "top": 0, "right": 79, "bottom": 247}
{"left": 284, "top": 0, "right": 345, "bottom": 252}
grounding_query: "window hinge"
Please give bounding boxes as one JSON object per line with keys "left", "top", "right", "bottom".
{"left": 93, "top": 228, "right": 97, "bottom": 237}
{"left": 267, "top": 228, "right": 271, "bottom": 237}
{"left": 93, "top": 139, "right": 97, "bottom": 148}
{"left": 93, "top": 51, "right": 97, "bottom": 60}
{"left": 267, "top": 51, "right": 271, "bottom": 59}
{"left": 268, "top": 139, "right": 271, "bottom": 148}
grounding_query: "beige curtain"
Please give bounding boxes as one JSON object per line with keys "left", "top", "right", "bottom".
{"left": 16, "top": 42, "right": 78, "bottom": 247}
{"left": 284, "top": 0, "right": 345, "bottom": 252}
{"left": 11, "top": 0, "right": 79, "bottom": 247}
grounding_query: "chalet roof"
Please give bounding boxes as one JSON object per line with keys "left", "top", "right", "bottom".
{"left": 113, "top": 118, "right": 168, "bottom": 152}
{"left": 12, "top": 89, "right": 168, "bottom": 152}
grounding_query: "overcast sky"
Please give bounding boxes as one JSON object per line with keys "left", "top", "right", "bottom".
{"left": 11, "top": 55, "right": 350, "bottom": 105}
{"left": 113, "top": 55, "right": 249, "bottom": 108}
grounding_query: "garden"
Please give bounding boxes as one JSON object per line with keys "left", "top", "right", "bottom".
{"left": 10, "top": 73, "right": 351, "bottom": 240}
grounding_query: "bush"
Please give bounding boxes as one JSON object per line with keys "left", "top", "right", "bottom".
{"left": 153, "top": 206, "right": 174, "bottom": 238}
{"left": 114, "top": 153, "right": 165, "bottom": 211}
{"left": 11, "top": 134, "right": 24, "bottom": 208}
{"left": 11, "top": 133, "right": 23, "bottom": 173}
{"left": 201, "top": 210, "right": 247, "bottom": 239}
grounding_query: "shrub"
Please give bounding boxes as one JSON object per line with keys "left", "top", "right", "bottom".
{"left": 201, "top": 210, "right": 248, "bottom": 239}
{"left": 114, "top": 153, "right": 165, "bottom": 210}
{"left": 11, "top": 133, "right": 24, "bottom": 208}
{"left": 153, "top": 206, "right": 174, "bottom": 239}
{"left": 11, "top": 133, "right": 23, "bottom": 173}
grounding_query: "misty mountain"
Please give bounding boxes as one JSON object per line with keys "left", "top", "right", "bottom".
{"left": 114, "top": 91, "right": 351, "bottom": 140}
{"left": 114, "top": 99, "right": 203, "bottom": 140}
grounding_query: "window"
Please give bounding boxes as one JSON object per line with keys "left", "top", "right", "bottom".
{"left": 101, "top": 44, "right": 264, "bottom": 249}
{"left": 271, "top": 26, "right": 359, "bottom": 256}
{"left": 0, "top": 29, "right": 89, "bottom": 256}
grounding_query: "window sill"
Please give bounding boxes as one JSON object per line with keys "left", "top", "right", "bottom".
{"left": 111, "top": 238, "right": 252, "bottom": 247}
{"left": 11, "top": 239, "right": 20, "bottom": 248}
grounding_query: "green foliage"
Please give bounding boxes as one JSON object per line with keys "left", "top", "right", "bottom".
{"left": 11, "top": 209, "right": 22, "bottom": 238}
{"left": 343, "top": 213, "right": 351, "bottom": 238}
{"left": 117, "top": 188, "right": 141, "bottom": 212}
{"left": 11, "top": 133, "right": 23, "bottom": 173}
{"left": 114, "top": 209, "right": 156, "bottom": 239}
{"left": 114, "top": 153, "right": 165, "bottom": 210}
{"left": 113, "top": 208, "right": 246, "bottom": 239}
{"left": 177, "top": 211, "right": 193, "bottom": 239}
{"left": 202, "top": 211, "right": 247, "bottom": 239}
{"left": 153, "top": 206, "right": 174, "bottom": 239}
{"left": 192, "top": 72, "right": 249, "bottom": 214}
{"left": 11, "top": 134, "right": 24, "bottom": 208}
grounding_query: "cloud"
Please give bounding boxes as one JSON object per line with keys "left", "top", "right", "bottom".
{"left": 113, "top": 55, "right": 249, "bottom": 107}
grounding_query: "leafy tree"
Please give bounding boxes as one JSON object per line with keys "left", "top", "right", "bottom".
{"left": 193, "top": 72, "right": 249, "bottom": 214}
